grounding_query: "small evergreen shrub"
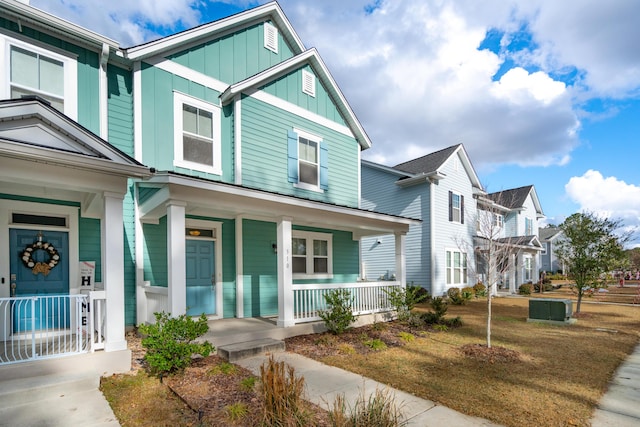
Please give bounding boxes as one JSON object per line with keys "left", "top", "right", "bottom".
{"left": 225, "top": 403, "right": 249, "bottom": 422}
{"left": 398, "top": 332, "right": 415, "bottom": 343}
{"left": 319, "top": 289, "right": 357, "bottom": 335}
{"left": 384, "top": 284, "right": 429, "bottom": 321}
{"left": 519, "top": 283, "right": 533, "bottom": 295}
{"left": 421, "top": 297, "right": 448, "bottom": 325}
{"left": 364, "top": 338, "right": 387, "bottom": 351}
{"left": 443, "top": 316, "right": 463, "bottom": 328}
{"left": 139, "top": 312, "right": 213, "bottom": 378}
{"left": 260, "top": 356, "right": 308, "bottom": 426}
{"left": 473, "top": 282, "right": 487, "bottom": 297}
{"left": 433, "top": 324, "right": 448, "bottom": 332}
{"left": 447, "top": 287, "right": 469, "bottom": 305}
{"left": 240, "top": 376, "right": 257, "bottom": 392}
{"left": 461, "top": 287, "right": 475, "bottom": 300}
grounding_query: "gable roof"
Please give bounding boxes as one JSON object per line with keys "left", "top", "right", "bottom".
{"left": 388, "top": 144, "right": 483, "bottom": 189}
{"left": 125, "top": 2, "right": 304, "bottom": 60}
{"left": 220, "top": 48, "right": 371, "bottom": 149}
{"left": 486, "top": 185, "right": 544, "bottom": 217}
{"left": 539, "top": 227, "right": 563, "bottom": 241}
{"left": 0, "top": 97, "right": 150, "bottom": 177}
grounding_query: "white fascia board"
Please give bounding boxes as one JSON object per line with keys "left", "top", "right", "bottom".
{"left": 125, "top": 2, "right": 304, "bottom": 61}
{"left": 1, "top": 0, "right": 119, "bottom": 50}
{"left": 0, "top": 139, "right": 151, "bottom": 178}
{"left": 361, "top": 159, "right": 411, "bottom": 178}
{"left": 454, "top": 144, "right": 484, "bottom": 190}
{"left": 145, "top": 56, "right": 228, "bottom": 94}
{"left": 221, "top": 48, "right": 371, "bottom": 149}
{"left": 396, "top": 171, "right": 445, "bottom": 187}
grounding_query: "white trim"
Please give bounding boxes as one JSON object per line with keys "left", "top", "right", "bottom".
{"left": 133, "top": 61, "right": 143, "bottom": 162}
{"left": 173, "top": 92, "right": 222, "bottom": 176}
{"left": 185, "top": 218, "right": 223, "bottom": 319}
{"left": 293, "top": 127, "right": 322, "bottom": 192}
{"left": 144, "top": 56, "right": 227, "bottom": 93}
{"left": 234, "top": 94, "right": 242, "bottom": 185}
{"left": 445, "top": 247, "right": 468, "bottom": 286}
{"left": 99, "top": 43, "right": 109, "bottom": 139}
{"left": 292, "top": 230, "right": 333, "bottom": 280}
{"left": 0, "top": 32, "right": 77, "bottom": 120}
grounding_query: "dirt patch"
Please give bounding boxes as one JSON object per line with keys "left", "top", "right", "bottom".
{"left": 458, "top": 343, "right": 523, "bottom": 363}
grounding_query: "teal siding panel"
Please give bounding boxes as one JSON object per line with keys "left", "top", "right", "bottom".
{"left": 143, "top": 216, "right": 168, "bottom": 287}
{"left": 78, "top": 216, "right": 102, "bottom": 283}
{"left": 241, "top": 97, "right": 359, "bottom": 207}
{"left": 242, "top": 220, "right": 278, "bottom": 317}
{"left": 123, "top": 184, "right": 137, "bottom": 325}
{"left": 107, "top": 64, "right": 134, "bottom": 156}
{"left": 168, "top": 22, "right": 295, "bottom": 84}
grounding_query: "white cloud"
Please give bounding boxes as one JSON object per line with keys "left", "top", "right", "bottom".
{"left": 565, "top": 170, "right": 640, "bottom": 229}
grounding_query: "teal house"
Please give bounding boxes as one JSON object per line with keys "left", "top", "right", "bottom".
{"left": 0, "top": 0, "right": 414, "bottom": 369}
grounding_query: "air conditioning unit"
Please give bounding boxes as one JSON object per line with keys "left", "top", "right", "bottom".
{"left": 528, "top": 298, "right": 575, "bottom": 324}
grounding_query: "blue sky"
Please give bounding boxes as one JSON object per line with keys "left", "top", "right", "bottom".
{"left": 30, "top": 0, "right": 640, "bottom": 236}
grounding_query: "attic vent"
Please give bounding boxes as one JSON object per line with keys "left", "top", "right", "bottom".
{"left": 302, "top": 70, "right": 316, "bottom": 97}
{"left": 264, "top": 22, "right": 278, "bottom": 53}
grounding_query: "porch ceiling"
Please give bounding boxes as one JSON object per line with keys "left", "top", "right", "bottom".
{"left": 138, "top": 173, "right": 418, "bottom": 237}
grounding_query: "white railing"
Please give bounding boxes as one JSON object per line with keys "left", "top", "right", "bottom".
{"left": 144, "top": 285, "right": 169, "bottom": 324}
{"left": 292, "top": 281, "right": 401, "bottom": 324}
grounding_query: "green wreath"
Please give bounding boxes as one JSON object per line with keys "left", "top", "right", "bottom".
{"left": 21, "top": 240, "right": 60, "bottom": 275}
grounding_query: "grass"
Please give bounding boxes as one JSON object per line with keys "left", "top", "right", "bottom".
{"left": 317, "top": 296, "right": 640, "bottom": 427}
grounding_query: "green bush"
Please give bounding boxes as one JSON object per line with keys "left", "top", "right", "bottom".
{"left": 319, "top": 289, "right": 357, "bottom": 335}
{"left": 421, "top": 296, "right": 448, "bottom": 325}
{"left": 461, "top": 286, "right": 475, "bottom": 300}
{"left": 447, "top": 287, "right": 471, "bottom": 305}
{"left": 473, "top": 282, "right": 487, "bottom": 297}
{"left": 443, "top": 316, "right": 463, "bottom": 328}
{"left": 139, "top": 312, "right": 213, "bottom": 378}
{"left": 364, "top": 338, "right": 387, "bottom": 351}
{"left": 518, "top": 283, "right": 533, "bottom": 295}
{"left": 534, "top": 283, "right": 554, "bottom": 292}
{"left": 384, "top": 284, "right": 429, "bottom": 321}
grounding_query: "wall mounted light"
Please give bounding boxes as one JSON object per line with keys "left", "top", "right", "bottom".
{"left": 272, "top": 243, "right": 277, "bottom": 253}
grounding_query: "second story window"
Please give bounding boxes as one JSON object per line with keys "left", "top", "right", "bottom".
{"left": 2, "top": 34, "right": 77, "bottom": 118}
{"left": 287, "top": 129, "right": 328, "bottom": 192}
{"left": 525, "top": 218, "right": 533, "bottom": 235}
{"left": 173, "top": 92, "right": 221, "bottom": 175}
{"left": 493, "top": 213, "right": 504, "bottom": 228}
{"left": 449, "top": 191, "right": 464, "bottom": 224}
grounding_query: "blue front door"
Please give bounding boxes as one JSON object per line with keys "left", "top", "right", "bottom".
{"left": 9, "top": 229, "right": 69, "bottom": 332}
{"left": 186, "top": 239, "right": 216, "bottom": 316}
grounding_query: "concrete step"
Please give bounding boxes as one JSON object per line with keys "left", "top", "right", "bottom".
{"left": 217, "top": 338, "right": 285, "bottom": 362}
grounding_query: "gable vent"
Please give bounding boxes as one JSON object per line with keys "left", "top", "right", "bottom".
{"left": 264, "top": 22, "right": 278, "bottom": 53}
{"left": 302, "top": 70, "right": 316, "bottom": 97}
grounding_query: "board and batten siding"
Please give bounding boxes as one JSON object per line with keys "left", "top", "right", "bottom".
{"left": 430, "top": 151, "right": 477, "bottom": 296}
{"left": 360, "top": 164, "right": 430, "bottom": 287}
{"left": 240, "top": 96, "right": 359, "bottom": 207}
{"left": 140, "top": 64, "right": 234, "bottom": 182}
{"left": 167, "top": 21, "right": 295, "bottom": 85}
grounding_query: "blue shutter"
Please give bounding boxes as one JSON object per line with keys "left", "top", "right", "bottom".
{"left": 320, "top": 141, "right": 328, "bottom": 190}
{"left": 287, "top": 130, "right": 298, "bottom": 183}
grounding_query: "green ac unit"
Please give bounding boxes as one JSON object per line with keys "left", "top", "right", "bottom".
{"left": 528, "top": 298, "right": 575, "bottom": 324}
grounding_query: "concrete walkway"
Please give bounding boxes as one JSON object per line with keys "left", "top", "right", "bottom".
{"left": 237, "top": 351, "right": 502, "bottom": 426}
{"left": 591, "top": 342, "right": 640, "bottom": 426}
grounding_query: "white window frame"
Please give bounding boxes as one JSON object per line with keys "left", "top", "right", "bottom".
{"left": 293, "top": 128, "right": 322, "bottom": 192}
{"left": 493, "top": 213, "right": 504, "bottom": 228}
{"left": 292, "top": 230, "right": 333, "bottom": 279}
{"left": 302, "top": 70, "right": 316, "bottom": 97}
{"left": 264, "top": 22, "right": 278, "bottom": 53}
{"left": 451, "top": 192, "right": 462, "bottom": 223}
{"left": 445, "top": 248, "right": 467, "bottom": 285}
{"left": 524, "top": 255, "right": 533, "bottom": 282}
{"left": 525, "top": 217, "right": 533, "bottom": 235}
{"left": 173, "top": 92, "right": 222, "bottom": 175}
{"left": 0, "top": 32, "right": 77, "bottom": 119}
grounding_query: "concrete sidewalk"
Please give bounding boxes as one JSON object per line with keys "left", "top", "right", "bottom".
{"left": 591, "top": 342, "right": 640, "bottom": 426}
{"left": 237, "top": 352, "right": 502, "bottom": 427}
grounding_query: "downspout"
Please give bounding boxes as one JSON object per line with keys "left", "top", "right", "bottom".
{"left": 99, "top": 43, "right": 109, "bottom": 139}
{"left": 429, "top": 177, "right": 436, "bottom": 296}
{"left": 234, "top": 94, "right": 242, "bottom": 185}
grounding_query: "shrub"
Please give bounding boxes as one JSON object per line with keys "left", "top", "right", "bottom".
{"left": 518, "top": 283, "right": 533, "bottom": 295}
{"left": 447, "top": 287, "right": 470, "bottom": 305}
{"left": 421, "top": 296, "right": 448, "bottom": 325}
{"left": 443, "top": 316, "right": 463, "bottom": 328}
{"left": 461, "top": 287, "right": 475, "bottom": 300}
{"left": 208, "top": 361, "right": 237, "bottom": 376}
{"left": 384, "top": 284, "right": 429, "bottom": 321}
{"left": 473, "top": 282, "right": 487, "bottom": 297}
{"left": 404, "top": 312, "right": 425, "bottom": 329}
{"left": 225, "top": 403, "right": 249, "bottom": 422}
{"left": 139, "top": 312, "right": 213, "bottom": 378}
{"left": 240, "top": 376, "right": 257, "bottom": 392}
{"left": 328, "top": 387, "right": 405, "bottom": 427}
{"left": 338, "top": 343, "right": 357, "bottom": 355}
{"left": 319, "top": 289, "right": 357, "bottom": 335}
{"left": 534, "top": 283, "right": 554, "bottom": 292}
{"left": 260, "top": 356, "right": 308, "bottom": 426}
{"left": 398, "top": 332, "right": 415, "bottom": 343}
{"left": 364, "top": 338, "right": 387, "bottom": 351}
{"left": 433, "top": 324, "right": 448, "bottom": 332}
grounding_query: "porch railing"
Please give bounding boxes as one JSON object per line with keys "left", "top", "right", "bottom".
{"left": 293, "top": 281, "right": 401, "bottom": 324}
{"left": 0, "top": 292, "right": 106, "bottom": 365}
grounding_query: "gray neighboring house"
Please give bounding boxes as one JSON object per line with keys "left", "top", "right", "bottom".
{"left": 360, "top": 144, "right": 484, "bottom": 297}
{"left": 539, "top": 227, "right": 565, "bottom": 274}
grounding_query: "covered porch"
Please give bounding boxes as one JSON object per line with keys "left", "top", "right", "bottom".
{"left": 136, "top": 172, "right": 418, "bottom": 327}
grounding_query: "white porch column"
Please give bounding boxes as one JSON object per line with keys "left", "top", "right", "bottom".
{"left": 276, "top": 217, "right": 293, "bottom": 327}
{"left": 102, "top": 192, "right": 127, "bottom": 352}
{"left": 509, "top": 253, "right": 517, "bottom": 294}
{"left": 235, "top": 215, "right": 244, "bottom": 318}
{"left": 167, "top": 201, "right": 187, "bottom": 316}
{"left": 395, "top": 232, "right": 407, "bottom": 289}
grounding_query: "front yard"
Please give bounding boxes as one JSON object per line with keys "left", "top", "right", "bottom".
{"left": 102, "top": 293, "right": 640, "bottom": 427}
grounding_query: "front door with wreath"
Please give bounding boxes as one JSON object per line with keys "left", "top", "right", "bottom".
{"left": 9, "top": 229, "right": 69, "bottom": 332}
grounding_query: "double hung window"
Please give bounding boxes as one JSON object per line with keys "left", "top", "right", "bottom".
{"left": 292, "top": 231, "right": 332, "bottom": 279}
{"left": 448, "top": 191, "right": 464, "bottom": 223}
{"left": 287, "top": 128, "right": 328, "bottom": 191}
{"left": 446, "top": 249, "right": 467, "bottom": 285}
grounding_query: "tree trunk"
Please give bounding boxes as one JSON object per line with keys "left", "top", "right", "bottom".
{"left": 576, "top": 290, "right": 583, "bottom": 313}
{"left": 486, "top": 291, "right": 492, "bottom": 348}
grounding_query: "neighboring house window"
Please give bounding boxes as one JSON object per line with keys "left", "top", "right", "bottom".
{"left": 446, "top": 249, "right": 467, "bottom": 285}
{"left": 541, "top": 242, "right": 548, "bottom": 255}
{"left": 524, "top": 256, "right": 532, "bottom": 282}
{"left": 264, "top": 22, "right": 278, "bottom": 53}
{"left": 173, "top": 92, "right": 222, "bottom": 175}
{"left": 525, "top": 218, "right": 533, "bottom": 235}
{"left": 1, "top": 34, "right": 78, "bottom": 118}
{"left": 493, "top": 214, "right": 504, "bottom": 228}
{"left": 448, "top": 191, "right": 464, "bottom": 223}
{"left": 292, "top": 231, "right": 332, "bottom": 279}
{"left": 302, "top": 70, "right": 316, "bottom": 97}
{"left": 287, "top": 128, "right": 328, "bottom": 191}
